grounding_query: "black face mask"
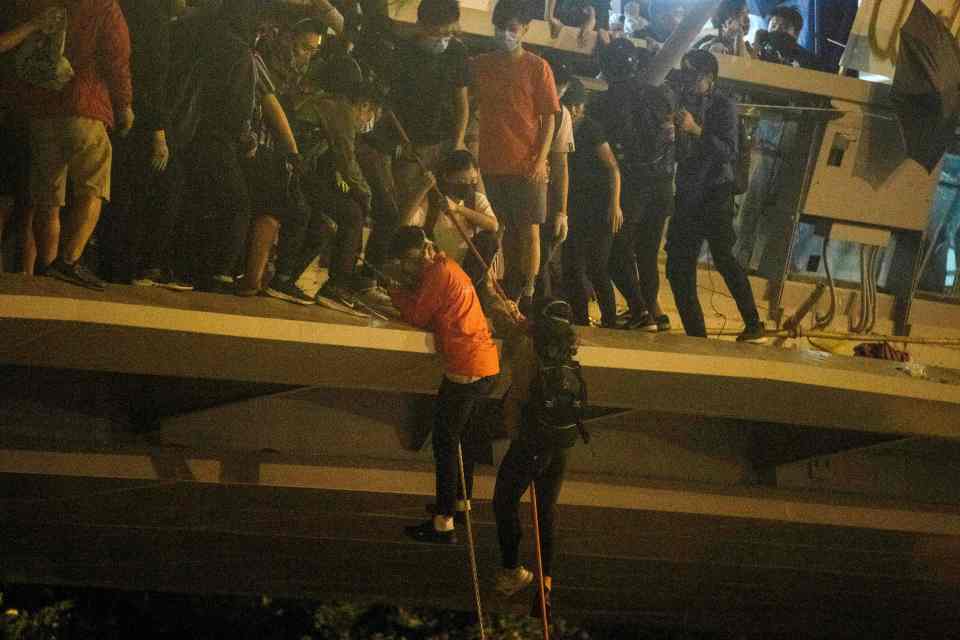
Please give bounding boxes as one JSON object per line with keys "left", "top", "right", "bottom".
{"left": 443, "top": 182, "right": 477, "bottom": 202}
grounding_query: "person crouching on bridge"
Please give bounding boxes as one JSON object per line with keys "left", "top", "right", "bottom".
{"left": 386, "top": 226, "right": 500, "bottom": 544}
{"left": 493, "top": 298, "right": 587, "bottom": 623}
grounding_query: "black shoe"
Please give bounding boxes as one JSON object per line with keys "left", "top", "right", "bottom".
{"left": 737, "top": 323, "right": 767, "bottom": 344}
{"left": 655, "top": 314, "right": 671, "bottom": 332}
{"left": 46, "top": 257, "right": 106, "bottom": 291}
{"left": 624, "top": 312, "right": 658, "bottom": 332}
{"left": 426, "top": 503, "right": 467, "bottom": 525}
{"left": 318, "top": 281, "right": 360, "bottom": 309}
{"left": 132, "top": 267, "right": 194, "bottom": 291}
{"left": 196, "top": 274, "right": 236, "bottom": 295}
{"left": 403, "top": 520, "right": 457, "bottom": 545}
{"left": 264, "top": 278, "right": 315, "bottom": 306}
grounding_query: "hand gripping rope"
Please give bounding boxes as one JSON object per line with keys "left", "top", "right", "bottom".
{"left": 388, "top": 111, "right": 551, "bottom": 640}
{"left": 386, "top": 110, "right": 524, "bottom": 326}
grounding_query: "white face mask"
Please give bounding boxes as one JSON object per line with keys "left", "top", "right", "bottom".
{"left": 494, "top": 27, "right": 522, "bottom": 52}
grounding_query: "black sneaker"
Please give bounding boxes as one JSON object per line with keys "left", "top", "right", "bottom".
{"left": 132, "top": 267, "right": 194, "bottom": 291}
{"left": 264, "top": 278, "right": 315, "bottom": 306}
{"left": 317, "top": 281, "right": 360, "bottom": 309}
{"left": 196, "top": 274, "right": 236, "bottom": 295}
{"left": 46, "top": 257, "right": 106, "bottom": 291}
{"left": 737, "top": 323, "right": 767, "bottom": 344}
{"left": 403, "top": 520, "right": 457, "bottom": 545}
{"left": 655, "top": 314, "right": 671, "bottom": 332}
{"left": 624, "top": 312, "right": 658, "bottom": 332}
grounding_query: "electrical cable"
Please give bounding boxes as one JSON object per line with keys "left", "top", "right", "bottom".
{"left": 813, "top": 232, "right": 836, "bottom": 330}
{"left": 849, "top": 246, "right": 867, "bottom": 334}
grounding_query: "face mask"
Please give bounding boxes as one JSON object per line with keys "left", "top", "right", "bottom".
{"left": 443, "top": 182, "right": 476, "bottom": 202}
{"left": 420, "top": 36, "right": 451, "bottom": 55}
{"left": 494, "top": 27, "right": 521, "bottom": 52}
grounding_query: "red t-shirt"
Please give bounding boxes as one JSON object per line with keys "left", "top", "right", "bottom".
{"left": 390, "top": 253, "right": 500, "bottom": 379}
{"left": 470, "top": 50, "right": 560, "bottom": 177}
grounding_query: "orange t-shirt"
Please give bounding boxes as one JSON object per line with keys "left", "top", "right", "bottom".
{"left": 470, "top": 50, "right": 560, "bottom": 177}
{"left": 390, "top": 253, "right": 500, "bottom": 379}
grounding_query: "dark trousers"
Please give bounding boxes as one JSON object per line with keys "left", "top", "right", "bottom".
{"left": 666, "top": 183, "right": 760, "bottom": 338}
{"left": 357, "top": 139, "right": 401, "bottom": 269}
{"left": 277, "top": 172, "right": 365, "bottom": 285}
{"left": 493, "top": 437, "right": 568, "bottom": 576}
{"left": 564, "top": 211, "right": 616, "bottom": 326}
{"left": 99, "top": 129, "right": 187, "bottom": 282}
{"left": 433, "top": 374, "right": 498, "bottom": 516}
{"left": 611, "top": 176, "right": 673, "bottom": 318}
{"left": 194, "top": 135, "right": 252, "bottom": 280}
{"left": 535, "top": 220, "right": 564, "bottom": 301}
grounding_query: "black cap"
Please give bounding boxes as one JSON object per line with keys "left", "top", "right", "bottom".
{"left": 681, "top": 49, "right": 719, "bottom": 78}
{"left": 562, "top": 77, "right": 587, "bottom": 106}
{"left": 599, "top": 38, "right": 639, "bottom": 82}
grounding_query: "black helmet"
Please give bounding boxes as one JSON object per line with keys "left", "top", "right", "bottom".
{"left": 599, "top": 38, "right": 640, "bottom": 82}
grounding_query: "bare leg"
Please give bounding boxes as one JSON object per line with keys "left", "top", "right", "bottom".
{"left": 34, "top": 205, "right": 62, "bottom": 269}
{"left": 521, "top": 223, "right": 540, "bottom": 298}
{"left": 61, "top": 194, "right": 103, "bottom": 264}
{"left": 243, "top": 213, "right": 279, "bottom": 290}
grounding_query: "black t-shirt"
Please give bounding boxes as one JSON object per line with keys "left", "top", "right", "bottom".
{"left": 389, "top": 37, "right": 470, "bottom": 145}
{"left": 568, "top": 116, "right": 610, "bottom": 212}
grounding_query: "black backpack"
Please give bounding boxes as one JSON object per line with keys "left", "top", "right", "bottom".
{"left": 528, "top": 358, "right": 589, "bottom": 449}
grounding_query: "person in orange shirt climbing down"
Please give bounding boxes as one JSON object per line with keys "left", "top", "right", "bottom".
{"left": 386, "top": 225, "right": 501, "bottom": 544}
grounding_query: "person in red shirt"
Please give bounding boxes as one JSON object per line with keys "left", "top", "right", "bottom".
{"left": 470, "top": 0, "right": 560, "bottom": 313}
{"left": 24, "top": 0, "right": 133, "bottom": 290}
{"left": 387, "top": 225, "right": 500, "bottom": 544}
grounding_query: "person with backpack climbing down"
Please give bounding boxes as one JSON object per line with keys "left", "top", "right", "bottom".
{"left": 667, "top": 49, "right": 766, "bottom": 343}
{"left": 493, "top": 298, "right": 588, "bottom": 623}
{"left": 386, "top": 225, "right": 501, "bottom": 545}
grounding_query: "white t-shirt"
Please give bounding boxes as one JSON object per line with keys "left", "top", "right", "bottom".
{"left": 409, "top": 191, "right": 499, "bottom": 266}
{"left": 552, "top": 105, "right": 576, "bottom": 154}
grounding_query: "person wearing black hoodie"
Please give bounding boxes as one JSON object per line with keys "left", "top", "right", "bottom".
{"left": 191, "top": 0, "right": 301, "bottom": 295}
{"left": 666, "top": 49, "right": 765, "bottom": 343}
{"left": 99, "top": 0, "right": 194, "bottom": 290}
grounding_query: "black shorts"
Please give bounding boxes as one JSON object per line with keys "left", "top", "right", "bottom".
{"left": 245, "top": 147, "right": 310, "bottom": 228}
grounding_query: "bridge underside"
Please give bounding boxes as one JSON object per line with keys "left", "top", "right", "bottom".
{"left": 2, "top": 274, "right": 960, "bottom": 637}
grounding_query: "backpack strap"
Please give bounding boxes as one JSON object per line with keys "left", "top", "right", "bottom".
{"left": 571, "top": 361, "right": 590, "bottom": 444}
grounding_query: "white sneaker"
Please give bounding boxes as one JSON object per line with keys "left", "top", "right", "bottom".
{"left": 494, "top": 566, "right": 534, "bottom": 597}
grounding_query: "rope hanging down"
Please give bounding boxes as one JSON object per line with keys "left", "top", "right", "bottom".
{"left": 456, "top": 444, "right": 487, "bottom": 640}
{"left": 529, "top": 482, "right": 551, "bottom": 640}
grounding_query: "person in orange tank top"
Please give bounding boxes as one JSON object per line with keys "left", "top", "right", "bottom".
{"left": 387, "top": 226, "right": 501, "bottom": 544}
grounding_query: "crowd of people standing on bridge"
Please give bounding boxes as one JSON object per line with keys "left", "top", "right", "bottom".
{"left": 0, "top": 0, "right": 839, "bottom": 342}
